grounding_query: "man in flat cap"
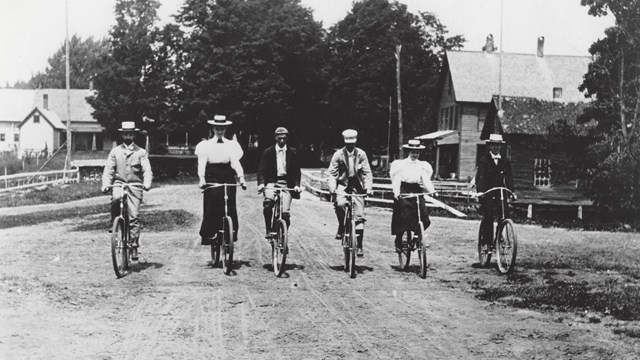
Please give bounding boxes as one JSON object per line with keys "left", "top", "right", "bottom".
{"left": 257, "top": 127, "right": 301, "bottom": 239}
{"left": 327, "top": 129, "right": 373, "bottom": 257}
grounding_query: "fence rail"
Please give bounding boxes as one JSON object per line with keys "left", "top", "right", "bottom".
{"left": 0, "top": 169, "right": 79, "bottom": 192}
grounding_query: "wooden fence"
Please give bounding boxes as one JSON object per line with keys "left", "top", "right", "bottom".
{"left": 0, "top": 169, "right": 79, "bottom": 193}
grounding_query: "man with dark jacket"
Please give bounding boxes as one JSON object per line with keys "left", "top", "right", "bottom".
{"left": 475, "top": 133, "right": 515, "bottom": 245}
{"left": 257, "top": 127, "right": 301, "bottom": 238}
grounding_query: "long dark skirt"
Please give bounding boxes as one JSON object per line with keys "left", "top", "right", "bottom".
{"left": 391, "top": 182, "right": 431, "bottom": 235}
{"left": 200, "top": 163, "right": 239, "bottom": 244}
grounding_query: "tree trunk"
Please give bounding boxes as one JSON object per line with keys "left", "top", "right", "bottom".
{"left": 619, "top": 50, "right": 628, "bottom": 137}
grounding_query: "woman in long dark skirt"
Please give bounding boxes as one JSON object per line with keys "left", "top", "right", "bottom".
{"left": 195, "top": 115, "right": 246, "bottom": 244}
{"left": 390, "top": 139, "right": 436, "bottom": 252}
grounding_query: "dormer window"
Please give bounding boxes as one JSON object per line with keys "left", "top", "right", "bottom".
{"left": 553, "top": 87, "right": 562, "bottom": 100}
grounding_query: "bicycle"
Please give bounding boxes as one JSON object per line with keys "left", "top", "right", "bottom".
{"left": 263, "top": 186, "right": 299, "bottom": 277}
{"left": 477, "top": 187, "right": 518, "bottom": 274}
{"left": 335, "top": 192, "right": 367, "bottom": 279}
{"left": 396, "top": 192, "right": 432, "bottom": 278}
{"left": 203, "top": 183, "right": 243, "bottom": 275}
{"left": 107, "top": 182, "right": 144, "bottom": 279}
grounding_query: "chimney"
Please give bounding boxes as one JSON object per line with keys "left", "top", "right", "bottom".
{"left": 537, "top": 36, "right": 545, "bottom": 57}
{"left": 482, "top": 34, "right": 495, "bottom": 53}
{"left": 89, "top": 79, "right": 93, "bottom": 91}
{"left": 43, "top": 94, "right": 48, "bottom": 110}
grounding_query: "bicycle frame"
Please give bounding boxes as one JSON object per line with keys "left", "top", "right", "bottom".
{"left": 108, "top": 182, "right": 144, "bottom": 278}
{"left": 477, "top": 186, "right": 518, "bottom": 274}
{"left": 202, "top": 182, "right": 243, "bottom": 235}
{"left": 267, "top": 187, "right": 298, "bottom": 238}
{"left": 478, "top": 187, "right": 514, "bottom": 221}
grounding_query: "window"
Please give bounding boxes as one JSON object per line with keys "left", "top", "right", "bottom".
{"left": 14, "top": 134, "right": 19, "bottom": 142}
{"left": 0, "top": 134, "right": 5, "bottom": 141}
{"left": 553, "top": 87, "right": 562, "bottom": 100}
{"left": 34, "top": 114, "right": 40, "bottom": 123}
{"left": 477, "top": 107, "right": 487, "bottom": 131}
{"left": 534, "top": 158, "right": 551, "bottom": 188}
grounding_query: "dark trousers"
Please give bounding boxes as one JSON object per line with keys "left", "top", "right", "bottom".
{"left": 479, "top": 196, "right": 510, "bottom": 245}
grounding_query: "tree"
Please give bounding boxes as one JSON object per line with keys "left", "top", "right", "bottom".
{"left": 580, "top": 0, "right": 640, "bottom": 217}
{"left": 27, "top": 35, "right": 110, "bottom": 89}
{"left": 173, "top": 0, "right": 327, "bottom": 146}
{"left": 324, "top": 0, "right": 464, "bottom": 154}
{"left": 87, "top": 0, "right": 172, "bottom": 138}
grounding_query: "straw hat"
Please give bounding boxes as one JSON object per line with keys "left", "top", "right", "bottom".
{"left": 207, "top": 115, "right": 232, "bottom": 126}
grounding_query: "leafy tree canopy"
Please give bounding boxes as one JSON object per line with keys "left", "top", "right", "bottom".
{"left": 324, "top": 0, "right": 464, "bottom": 153}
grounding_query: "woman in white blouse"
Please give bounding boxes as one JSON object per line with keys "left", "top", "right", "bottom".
{"left": 195, "top": 115, "right": 246, "bottom": 245}
{"left": 389, "top": 139, "right": 435, "bottom": 251}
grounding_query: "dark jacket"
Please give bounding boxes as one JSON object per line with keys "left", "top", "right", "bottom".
{"left": 475, "top": 151, "right": 514, "bottom": 193}
{"left": 257, "top": 144, "right": 301, "bottom": 188}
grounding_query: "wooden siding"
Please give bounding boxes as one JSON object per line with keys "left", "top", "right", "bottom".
{"left": 458, "top": 103, "right": 486, "bottom": 180}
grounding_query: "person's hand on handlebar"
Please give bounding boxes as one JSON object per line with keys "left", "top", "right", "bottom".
{"left": 198, "top": 178, "right": 206, "bottom": 189}
{"left": 101, "top": 186, "right": 110, "bottom": 194}
{"left": 294, "top": 186, "right": 301, "bottom": 193}
{"left": 257, "top": 184, "right": 265, "bottom": 194}
{"left": 240, "top": 181, "right": 247, "bottom": 191}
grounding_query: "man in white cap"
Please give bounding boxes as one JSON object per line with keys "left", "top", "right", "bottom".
{"left": 475, "top": 133, "right": 514, "bottom": 247}
{"left": 257, "top": 127, "right": 302, "bottom": 238}
{"left": 327, "top": 129, "right": 373, "bottom": 257}
{"left": 102, "top": 121, "right": 153, "bottom": 260}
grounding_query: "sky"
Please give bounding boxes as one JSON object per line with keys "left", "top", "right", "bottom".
{"left": 0, "top": 0, "right": 615, "bottom": 87}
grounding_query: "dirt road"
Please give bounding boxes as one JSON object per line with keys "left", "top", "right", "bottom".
{"left": 1, "top": 184, "right": 639, "bottom": 359}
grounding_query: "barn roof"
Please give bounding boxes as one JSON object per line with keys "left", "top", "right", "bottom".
{"left": 446, "top": 50, "right": 591, "bottom": 103}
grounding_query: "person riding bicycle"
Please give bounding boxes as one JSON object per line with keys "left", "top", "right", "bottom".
{"left": 475, "top": 133, "right": 515, "bottom": 246}
{"left": 102, "top": 121, "right": 153, "bottom": 260}
{"left": 257, "top": 127, "right": 302, "bottom": 238}
{"left": 390, "top": 139, "right": 435, "bottom": 252}
{"left": 327, "top": 129, "right": 373, "bottom": 257}
{"left": 195, "top": 115, "right": 247, "bottom": 246}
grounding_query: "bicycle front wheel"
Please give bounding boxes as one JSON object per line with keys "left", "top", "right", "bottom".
{"left": 417, "top": 222, "right": 427, "bottom": 278}
{"left": 477, "top": 222, "right": 492, "bottom": 268}
{"left": 210, "top": 238, "right": 221, "bottom": 268}
{"left": 397, "top": 230, "right": 411, "bottom": 270}
{"left": 342, "top": 222, "right": 351, "bottom": 272}
{"left": 349, "top": 221, "right": 357, "bottom": 279}
{"left": 496, "top": 219, "right": 517, "bottom": 274}
{"left": 222, "top": 216, "right": 234, "bottom": 275}
{"left": 111, "top": 218, "right": 128, "bottom": 278}
{"left": 273, "top": 219, "right": 288, "bottom": 277}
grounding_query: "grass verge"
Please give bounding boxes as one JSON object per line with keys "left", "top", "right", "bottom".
{"left": 0, "top": 204, "right": 195, "bottom": 232}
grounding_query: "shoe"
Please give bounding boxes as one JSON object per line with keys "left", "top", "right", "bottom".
{"left": 131, "top": 248, "right": 139, "bottom": 261}
{"left": 357, "top": 248, "right": 364, "bottom": 257}
{"left": 108, "top": 229, "right": 112, "bottom": 234}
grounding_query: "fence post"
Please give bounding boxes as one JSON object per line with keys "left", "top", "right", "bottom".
{"left": 577, "top": 206, "right": 583, "bottom": 220}
{"left": 4, "top": 167, "right": 7, "bottom": 189}
{"left": 527, "top": 204, "right": 533, "bottom": 219}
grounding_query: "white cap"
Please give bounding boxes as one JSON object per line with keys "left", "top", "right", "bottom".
{"left": 342, "top": 129, "right": 358, "bottom": 144}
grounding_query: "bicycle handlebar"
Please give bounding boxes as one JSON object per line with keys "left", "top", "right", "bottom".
{"left": 105, "top": 182, "right": 145, "bottom": 190}
{"left": 477, "top": 187, "right": 515, "bottom": 198}
{"left": 202, "top": 183, "right": 244, "bottom": 191}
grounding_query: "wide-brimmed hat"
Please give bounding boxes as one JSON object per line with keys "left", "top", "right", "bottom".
{"left": 207, "top": 115, "right": 232, "bottom": 126}
{"left": 403, "top": 139, "right": 425, "bottom": 150}
{"left": 342, "top": 129, "right": 358, "bottom": 144}
{"left": 118, "top": 121, "right": 140, "bottom": 132}
{"left": 274, "top": 127, "right": 289, "bottom": 136}
{"left": 486, "top": 133, "right": 506, "bottom": 144}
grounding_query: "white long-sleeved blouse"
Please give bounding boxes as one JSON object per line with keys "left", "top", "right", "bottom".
{"left": 195, "top": 137, "right": 245, "bottom": 181}
{"left": 389, "top": 157, "right": 435, "bottom": 197}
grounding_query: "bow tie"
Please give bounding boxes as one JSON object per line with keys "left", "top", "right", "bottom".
{"left": 491, "top": 154, "right": 501, "bottom": 160}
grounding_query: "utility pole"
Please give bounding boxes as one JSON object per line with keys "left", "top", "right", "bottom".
{"left": 496, "top": 0, "right": 505, "bottom": 129}
{"left": 387, "top": 96, "right": 392, "bottom": 166}
{"left": 395, "top": 44, "right": 403, "bottom": 158}
{"left": 65, "top": 0, "right": 72, "bottom": 170}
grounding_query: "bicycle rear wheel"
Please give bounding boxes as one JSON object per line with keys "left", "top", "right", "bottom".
{"left": 111, "top": 218, "right": 128, "bottom": 278}
{"left": 496, "top": 219, "right": 517, "bottom": 274}
{"left": 417, "top": 222, "right": 427, "bottom": 278}
{"left": 477, "top": 222, "right": 492, "bottom": 267}
{"left": 222, "top": 216, "right": 234, "bottom": 275}
{"left": 273, "top": 219, "right": 288, "bottom": 277}
{"left": 397, "top": 230, "right": 411, "bottom": 270}
{"left": 349, "top": 221, "right": 357, "bottom": 278}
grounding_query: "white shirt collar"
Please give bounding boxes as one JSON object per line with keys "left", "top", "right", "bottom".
{"left": 491, "top": 153, "right": 501, "bottom": 159}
